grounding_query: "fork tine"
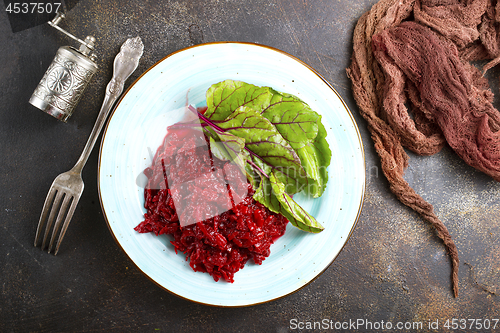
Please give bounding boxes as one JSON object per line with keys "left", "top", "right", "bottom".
{"left": 34, "top": 187, "right": 57, "bottom": 246}
{"left": 47, "top": 193, "right": 73, "bottom": 254}
{"left": 52, "top": 196, "right": 80, "bottom": 255}
{"left": 41, "top": 189, "right": 64, "bottom": 249}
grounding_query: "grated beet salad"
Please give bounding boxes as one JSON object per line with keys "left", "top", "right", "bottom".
{"left": 134, "top": 118, "right": 289, "bottom": 283}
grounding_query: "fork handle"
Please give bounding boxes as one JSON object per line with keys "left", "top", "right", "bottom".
{"left": 72, "top": 37, "right": 144, "bottom": 174}
{"left": 72, "top": 85, "right": 119, "bottom": 173}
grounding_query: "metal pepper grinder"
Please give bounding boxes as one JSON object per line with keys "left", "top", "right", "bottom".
{"left": 29, "top": 12, "right": 98, "bottom": 122}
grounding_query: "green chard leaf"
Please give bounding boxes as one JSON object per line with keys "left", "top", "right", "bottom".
{"left": 215, "top": 105, "right": 309, "bottom": 195}
{"left": 253, "top": 170, "right": 324, "bottom": 233}
{"left": 253, "top": 173, "right": 280, "bottom": 213}
{"left": 206, "top": 81, "right": 321, "bottom": 151}
{"left": 205, "top": 80, "right": 273, "bottom": 121}
{"left": 207, "top": 131, "right": 260, "bottom": 189}
{"left": 205, "top": 80, "right": 328, "bottom": 194}
{"left": 262, "top": 89, "right": 320, "bottom": 150}
{"left": 244, "top": 162, "right": 260, "bottom": 190}
{"left": 268, "top": 172, "right": 324, "bottom": 233}
{"left": 208, "top": 132, "right": 245, "bottom": 161}
{"left": 296, "top": 119, "right": 331, "bottom": 198}
{"left": 198, "top": 79, "right": 331, "bottom": 233}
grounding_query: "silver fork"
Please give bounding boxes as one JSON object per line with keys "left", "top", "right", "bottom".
{"left": 34, "top": 36, "right": 144, "bottom": 254}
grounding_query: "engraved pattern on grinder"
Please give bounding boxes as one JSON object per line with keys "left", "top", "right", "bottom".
{"left": 46, "top": 66, "right": 72, "bottom": 94}
{"left": 30, "top": 46, "right": 98, "bottom": 121}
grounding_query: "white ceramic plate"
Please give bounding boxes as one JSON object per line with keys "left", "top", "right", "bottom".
{"left": 98, "top": 42, "right": 365, "bottom": 307}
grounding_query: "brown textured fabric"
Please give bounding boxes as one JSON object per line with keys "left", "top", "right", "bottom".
{"left": 374, "top": 22, "right": 500, "bottom": 179}
{"left": 414, "top": 0, "right": 486, "bottom": 48}
{"left": 347, "top": 0, "right": 500, "bottom": 297}
{"left": 346, "top": 0, "right": 460, "bottom": 297}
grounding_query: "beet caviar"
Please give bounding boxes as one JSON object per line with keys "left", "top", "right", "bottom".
{"left": 134, "top": 123, "right": 289, "bottom": 283}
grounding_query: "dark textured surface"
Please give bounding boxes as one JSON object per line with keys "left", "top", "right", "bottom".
{"left": 1, "top": 0, "right": 499, "bottom": 332}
